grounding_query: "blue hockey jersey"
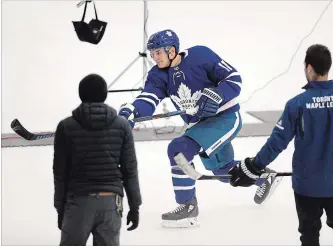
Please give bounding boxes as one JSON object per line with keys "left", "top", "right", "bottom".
{"left": 132, "top": 45, "right": 242, "bottom": 126}
{"left": 255, "top": 80, "right": 333, "bottom": 197}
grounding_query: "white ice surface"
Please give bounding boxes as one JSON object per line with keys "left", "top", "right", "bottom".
{"left": 2, "top": 137, "right": 333, "bottom": 246}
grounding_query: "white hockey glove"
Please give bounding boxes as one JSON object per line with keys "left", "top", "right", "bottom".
{"left": 118, "top": 103, "right": 139, "bottom": 128}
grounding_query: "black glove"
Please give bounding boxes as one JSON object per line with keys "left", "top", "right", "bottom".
{"left": 229, "top": 157, "right": 265, "bottom": 187}
{"left": 127, "top": 209, "right": 139, "bottom": 231}
{"left": 57, "top": 210, "right": 64, "bottom": 230}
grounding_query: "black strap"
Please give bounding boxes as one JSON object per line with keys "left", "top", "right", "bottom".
{"left": 81, "top": 0, "right": 99, "bottom": 22}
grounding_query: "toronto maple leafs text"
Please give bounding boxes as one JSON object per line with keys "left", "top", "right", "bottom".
{"left": 306, "top": 96, "right": 333, "bottom": 109}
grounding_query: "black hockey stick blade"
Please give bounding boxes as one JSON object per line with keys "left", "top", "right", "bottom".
{"left": 11, "top": 119, "right": 55, "bottom": 141}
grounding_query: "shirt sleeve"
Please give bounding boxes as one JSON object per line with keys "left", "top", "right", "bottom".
{"left": 119, "top": 120, "right": 142, "bottom": 209}
{"left": 201, "top": 46, "right": 242, "bottom": 104}
{"left": 53, "top": 121, "right": 70, "bottom": 213}
{"left": 132, "top": 69, "right": 168, "bottom": 117}
{"left": 255, "top": 99, "right": 299, "bottom": 167}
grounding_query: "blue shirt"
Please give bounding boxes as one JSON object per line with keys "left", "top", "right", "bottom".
{"left": 255, "top": 80, "right": 333, "bottom": 197}
{"left": 131, "top": 45, "right": 242, "bottom": 126}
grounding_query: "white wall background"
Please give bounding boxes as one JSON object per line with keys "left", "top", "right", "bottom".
{"left": 2, "top": 0, "right": 333, "bottom": 133}
{"left": 2, "top": 1, "right": 333, "bottom": 245}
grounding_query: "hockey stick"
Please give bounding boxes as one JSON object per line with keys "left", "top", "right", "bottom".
{"left": 10, "top": 119, "right": 55, "bottom": 140}
{"left": 108, "top": 88, "right": 143, "bottom": 93}
{"left": 133, "top": 109, "right": 189, "bottom": 122}
{"left": 174, "top": 153, "right": 292, "bottom": 180}
{"left": 10, "top": 109, "right": 191, "bottom": 141}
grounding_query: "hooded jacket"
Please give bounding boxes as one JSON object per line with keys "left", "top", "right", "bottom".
{"left": 53, "top": 103, "right": 141, "bottom": 212}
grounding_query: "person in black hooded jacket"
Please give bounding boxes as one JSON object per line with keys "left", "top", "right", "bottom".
{"left": 53, "top": 73, "right": 142, "bottom": 246}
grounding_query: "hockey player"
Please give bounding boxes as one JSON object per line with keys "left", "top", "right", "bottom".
{"left": 118, "top": 29, "right": 278, "bottom": 228}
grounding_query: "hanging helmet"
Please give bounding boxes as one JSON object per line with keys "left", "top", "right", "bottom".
{"left": 147, "top": 29, "right": 180, "bottom": 53}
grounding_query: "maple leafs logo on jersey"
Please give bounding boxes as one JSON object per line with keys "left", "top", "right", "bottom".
{"left": 171, "top": 83, "right": 201, "bottom": 110}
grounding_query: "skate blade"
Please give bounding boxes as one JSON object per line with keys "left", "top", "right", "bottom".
{"left": 255, "top": 177, "right": 283, "bottom": 205}
{"left": 161, "top": 217, "right": 199, "bottom": 229}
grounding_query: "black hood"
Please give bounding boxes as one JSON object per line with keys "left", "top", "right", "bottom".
{"left": 72, "top": 103, "right": 118, "bottom": 130}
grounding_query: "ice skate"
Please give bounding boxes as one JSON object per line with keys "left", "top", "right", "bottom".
{"left": 254, "top": 168, "right": 283, "bottom": 204}
{"left": 161, "top": 199, "right": 199, "bottom": 228}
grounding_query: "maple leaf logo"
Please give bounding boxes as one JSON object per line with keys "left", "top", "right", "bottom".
{"left": 171, "top": 83, "right": 201, "bottom": 110}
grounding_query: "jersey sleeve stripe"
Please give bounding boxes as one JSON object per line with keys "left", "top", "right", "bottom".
{"left": 139, "top": 92, "right": 161, "bottom": 102}
{"left": 134, "top": 97, "right": 157, "bottom": 108}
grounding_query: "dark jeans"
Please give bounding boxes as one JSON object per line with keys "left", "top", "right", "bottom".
{"left": 60, "top": 193, "right": 122, "bottom": 246}
{"left": 294, "top": 192, "right": 333, "bottom": 246}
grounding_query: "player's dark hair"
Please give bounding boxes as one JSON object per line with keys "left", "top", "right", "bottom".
{"left": 305, "top": 44, "right": 331, "bottom": 76}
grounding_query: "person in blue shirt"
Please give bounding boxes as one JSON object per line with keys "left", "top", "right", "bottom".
{"left": 118, "top": 29, "right": 279, "bottom": 228}
{"left": 229, "top": 44, "right": 333, "bottom": 246}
